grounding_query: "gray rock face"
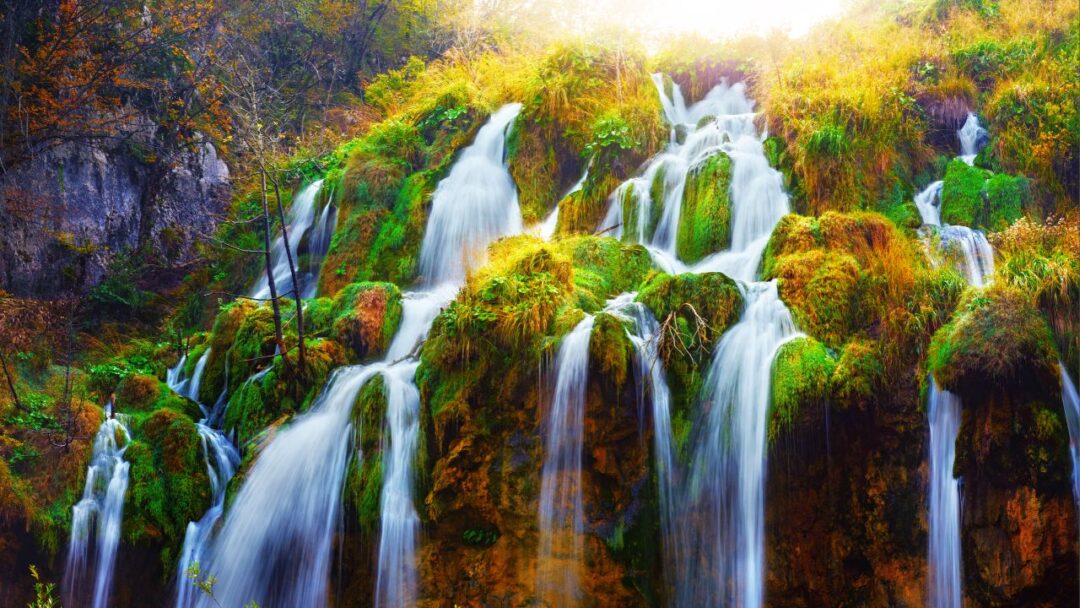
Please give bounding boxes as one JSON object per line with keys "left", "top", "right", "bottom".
{"left": 0, "top": 135, "right": 230, "bottom": 296}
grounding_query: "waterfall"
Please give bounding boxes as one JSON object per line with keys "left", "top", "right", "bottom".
{"left": 598, "top": 76, "right": 797, "bottom": 605}
{"left": 917, "top": 116, "right": 996, "bottom": 287}
{"left": 195, "top": 364, "right": 382, "bottom": 608}
{"left": 167, "top": 349, "right": 241, "bottom": 608}
{"left": 939, "top": 226, "right": 995, "bottom": 287}
{"left": 915, "top": 181, "right": 944, "bottom": 227}
{"left": 63, "top": 401, "right": 131, "bottom": 608}
{"left": 374, "top": 360, "right": 423, "bottom": 608}
{"left": 957, "top": 113, "right": 988, "bottom": 165}
{"left": 193, "top": 103, "right": 521, "bottom": 607}
{"left": 927, "top": 381, "right": 963, "bottom": 608}
{"left": 418, "top": 103, "right": 524, "bottom": 285}
{"left": 607, "top": 294, "right": 682, "bottom": 598}
{"left": 250, "top": 179, "right": 325, "bottom": 301}
{"left": 680, "top": 282, "right": 800, "bottom": 607}
{"left": 1061, "top": 363, "right": 1080, "bottom": 514}
{"left": 598, "top": 77, "right": 760, "bottom": 265}
{"left": 303, "top": 195, "right": 338, "bottom": 299}
{"left": 537, "top": 313, "right": 596, "bottom": 605}
{"left": 174, "top": 425, "right": 240, "bottom": 608}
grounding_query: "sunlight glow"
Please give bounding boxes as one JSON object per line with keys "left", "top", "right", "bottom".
{"left": 558, "top": 0, "right": 849, "bottom": 40}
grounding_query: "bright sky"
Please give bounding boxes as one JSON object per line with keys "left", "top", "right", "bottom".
{"left": 571, "top": 0, "right": 849, "bottom": 39}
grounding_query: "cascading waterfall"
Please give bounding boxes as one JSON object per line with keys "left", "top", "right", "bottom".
{"left": 194, "top": 104, "right": 523, "bottom": 608}
{"left": 195, "top": 364, "right": 383, "bottom": 608}
{"left": 375, "top": 103, "right": 524, "bottom": 607}
{"left": 537, "top": 314, "right": 596, "bottom": 605}
{"left": 682, "top": 282, "right": 800, "bottom": 608}
{"left": 304, "top": 195, "right": 338, "bottom": 299}
{"left": 609, "top": 294, "right": 682, "bottom": 596}
{"left": 598, "top": 76, "right": 759, "bottom": 269}
{"left": 922, "top": 112, "right": 996, "bottom": 607}
{"left": 166, "top": 351, "right": 240, "bottom": 608}
{"left": 957, "top": 113, "right": 987, "bottom": 166}
{"left": 916, "top": 113, "right": 994, "bottom": 287}
{"left": 63, "top": 401, "right": 131, "bottom": 608}
{"left": 600, "top": 75, "right": 796, "bottom": 606}
{"left": 418, "top": 103, "right": 524, "bottom": 284}
{"left": 175, "top": 424, "right": 240, "bottom": 608}
{"left": 250, "top": 179, "right": 328, "bottom": 300}
{"left": 927, "top": 381, "right": 963, "bottom": 608}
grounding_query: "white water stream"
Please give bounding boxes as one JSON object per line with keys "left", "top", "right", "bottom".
{"left": 63, "top": 401, "right": 131, "bottom": 608}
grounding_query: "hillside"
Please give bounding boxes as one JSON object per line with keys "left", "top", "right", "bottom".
{"left": 0, "top": 0, "right": 1077, "bottom": 606}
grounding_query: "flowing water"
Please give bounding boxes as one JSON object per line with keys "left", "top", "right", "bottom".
{"left": 957, "top": 113, "right": 988, "bottom": 166}
{"left": 194, "top": 104, "right": 523, "bottom": 607}
{"left": 598, "top": 77, "right": 758, "bottom": 262}
{"left": 921, "top": 113, "right": 998, "bottom": 607}
{"left": 63, "top": 401, "right": 131, "bottom": 608}
{"left": 596, "top": 76, "right": 798, "bottom": 606}
{"left": 166, "top": 351, "right": 240, "bottom": 608}
{"left": 537, "top": 313, "right": 596, "bottom": 605}
{"left": 682, "top": 282, "right": 800, "bottom": 608}
{"left": 916, "top": 114, "right": 994, "bottom": 286}
{"left": 927, "top": 381, "right": 963, "bottom": 608}
{"left": 251, "top": 179, "right": 330, "bottom": 300}
{"left": 418, "top": 103, "right": 524, "bottom": 284}
{"left": 304, "top": 195, "right": 338, "bottom": 299}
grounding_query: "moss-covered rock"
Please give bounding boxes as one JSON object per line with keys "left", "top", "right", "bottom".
{"left": 115, "top": 375, "right": 200, "bottom": 420}
{"left": 676, "top": 152, "right": 732, "bottom": 263}
{"left": 637, "top": 272, "right": 742, "bottom": 356}
{"left": 343, "top": 375, "right": 387, "bottom": 533}
{"left": 770, "top": 251, "right": 861, "bottom": 349}
{"left": 984, "top": 173, "right": 1029, "bottom": 231}
{"left": 198, "top": 300, "right": 258, "bottom": 405}
{"left": 557, "top": 236, "right": 652, "bottom": 311}
{"left": 330, "top": 282, "right": 403, "bottom": 361}
{"left": 929, "top": 285, "right": 1058, "bottom": 398}
{"left": 829, "top": 339, "right": 885, "bottom": 410}
{"left": 940, "top": 158, "right": 990, "bottom": 227}
{"left": 590, "top": 313, "right": 633, "bottom": 389}
{"left": 124, "top": 409, "right": 211, "bottom": 568}
{"left": 114, "top": 374, "right": 161, "bottom": 411}
{"left": 769, "top": 337, "right": 837, "bottom": 442}
{"left": 222, "top": 338, "right": 347, "bottom": 448}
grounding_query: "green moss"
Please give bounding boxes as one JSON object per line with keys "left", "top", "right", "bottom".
{"left": 676, "top": 152, "right": 732, "bottom": 263}
{"left": 929, "top": 284, "right": 1058, "bottom": 398}
{"left": 940, "top": 158, "right": 990, "bottom": 227}
{"left": 769, "top": 337, "right": 837, "bottom": 442}
{"left": 984, "top": 173, "right": 1028, "bottom": 231}
{"left": 199, "top": 300, "right": 258, "bottom": 405}
{"left": 222, "top": 338, "right": 347, "bottom": 448}
{"left": 344, "top": 375, "right": 387, "bottom": 532}
{"left": 556, "top": 236, "right": 651, "bottom": 311}
{"left": 590, "top": 313, "right": 633, "bottom": 388}
{"left": 331, "top": 282, "right": 404, "bottom": 360}
{"left": 303, "top": 297, "right": 336, "bottom": 337}
{"left": 637, "top": 272, "right": 743, "bottom": 357}
{"left": 829, "top": 339, "right": 885, "bottom": 410}
{"left": 124, "top": 410, "right": 211, "bottom": 569}
{"left": 771, "top": 250, "right": 861, "bottom": 349}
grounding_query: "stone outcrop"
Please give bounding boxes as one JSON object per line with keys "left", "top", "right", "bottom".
{"left": 0, "top": 130, "right": 229, "bottom": 296}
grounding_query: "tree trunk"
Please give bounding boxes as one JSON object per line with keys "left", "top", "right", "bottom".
{"left": 259, "top": 169, "right": 289, "bottom": 368}
{"left": 0, "top": 349, "right": 22, "bottom": 411}
{"left": 271, "top": 177, "right": 306, "bottom": 379}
